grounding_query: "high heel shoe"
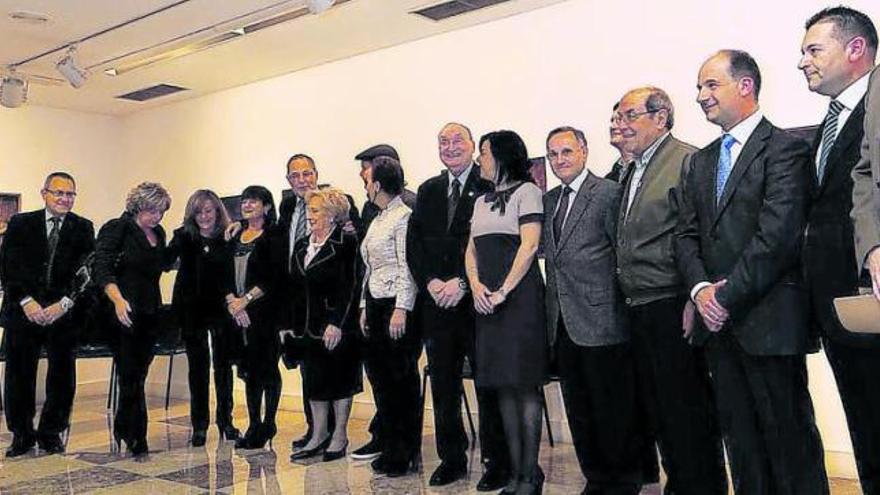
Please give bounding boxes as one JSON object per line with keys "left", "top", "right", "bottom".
{"left": 262, "top": 422, "right": 277, "bottom": 447}
{"left": 129, "top": 438, "right": 149, "bottom": 457}
{"left": 235, "top": 424, "right": 262, "bottom": 449}
{"left": 322, "top": 440, "right": 348, "bottom": 462}
{"left": 518, "top": 466, "right": 544, "bottom": 495}
{"left": 219, "top": 424, "right": 240, "bottom": 441}
{"left": 289, "top": 435, "right": 331, "bottom": 461}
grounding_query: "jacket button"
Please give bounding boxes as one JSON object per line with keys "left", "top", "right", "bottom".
{"left": 616, "top": 268, "right": 622, "bottom": 275}
{"left": 625, "top": 297, "right": 632, "bottom": 305}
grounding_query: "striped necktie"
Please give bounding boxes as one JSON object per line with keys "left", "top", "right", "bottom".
{"left": 817, "top": 99, "right": 845, "bottom": 184}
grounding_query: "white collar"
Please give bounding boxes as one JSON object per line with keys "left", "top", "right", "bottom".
{"left": 725, "top": 109, "right": 764, "bottom": 145}
{"left": 637, "top": 132, "right": 671, "bottom": 167}
{"left": 449, "top": 162, "right": 473, "bottom": 191}
{"left": 562, "top": 167, "right": 590, "bottom": 194}
{"left": 834, "top": 71, "right": 871, "bottom": 111}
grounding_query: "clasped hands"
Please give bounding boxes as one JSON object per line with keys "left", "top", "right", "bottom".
{"left": 427, "top": 278, "right": 466, "bottom": 309}
{"left": 22, "top": 300, "right": 68, "bottom": 327}
{"left": 693, "top": 279, "right": 729, "bottom": 333}
{"left": 471, "top": 280, "right": 506, "bottom": 315}
{"left": 226, "top": 295, "right": 251, "bottom": 328}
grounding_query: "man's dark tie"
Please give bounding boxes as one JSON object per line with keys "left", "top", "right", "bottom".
{"left": 46, "top": 217, "right": 61, "bottom": 287}
{"left": 294, "top": 199, "right": 307, "bottom": 242}
{"left": 553, "top": 186, "right": 573, "bottom": 242}
{"left": 818, "top": 99, "right": 845, "bottom": 184}
{"left": 447, "top": 178, "right": 461, "bottom": 230}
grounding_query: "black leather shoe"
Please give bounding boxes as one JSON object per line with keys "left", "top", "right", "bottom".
{"left": 370, "top": 456, "right": 389, "bottom": 474}
{"left": 429, "top": 461, "right": 467, "bottom": 486}
{"left": 351, "top": 438, "right": 382, "bottom": 460}
{"left": 289, "top": 436, "right": 331, "bottom": 461}
{"left": 477, "top": 466, "right": 510, "bottom": 492}
{"left": 520, "top": 466, "right": 545, "bottom": 495}
{"left": 291, "top": 433, "right": 311, "bottom": 450}
{"left": 322, "top": 441, "right": 348, "bottom": 462}
{"left": 5, "top": 436, "right": 35, "bottom": 458}
{"left": 38, "top": 435, "right": 65, "bottom": 454}
{"left": 235, "top": 425, "right": 262, "bottom": 449}
{"left": 191, "top": 430, "right": 207, "bottom": 447}
{"left": 129, "top": 438, "right": 149, "bottom": 457}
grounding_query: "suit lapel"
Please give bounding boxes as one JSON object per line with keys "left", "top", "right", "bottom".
{"left": 556, "top": 173, "right": 598, "bottom": 253}
{"left": 713, "top": 119, "right": 771, "bottom": 225}
{"left": 300, "top": 227, "right": 342, "bottom": 273}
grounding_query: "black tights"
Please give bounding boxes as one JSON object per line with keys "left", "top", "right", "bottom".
{"left": 245, "top": 369, "right": 281, "bottom": 430}
{"left": 497, "top": 386, "right": 543, "bottom": 483}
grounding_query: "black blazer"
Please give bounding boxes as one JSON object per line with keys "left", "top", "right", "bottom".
{"left": 93, "top": 213, "right": 167, "bottom": 316}
{"left": 406, "top": 165, "right": 493, "bottom": 292}
{"left": 0, "top": 209, "right": 94, "bottom": 327}
{"left": 291, "top": 227, "right": 359, "bottom": 338}
{"left": 225, "top": 228, "right": 278, "bottom": 327}
{"left": 166, "top": 227, "right": 231, "bottom": 328}
{"left": 675, "top": 118, "right": 813, "bottom": 356}
{"left": 804, "top": 97, "right": 880, "bottom": 348}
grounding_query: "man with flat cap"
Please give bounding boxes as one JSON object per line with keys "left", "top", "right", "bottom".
{"left": 356, "top": 144, "right": 417, "bottom": 230}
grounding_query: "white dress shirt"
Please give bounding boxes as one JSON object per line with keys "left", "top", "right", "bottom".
{"left": 552, "top": 166, "right": 590, "bottom": 229}
{"left": 690, "top": 110, "right": 764, "bottom": 301}
{"left": 449, "top": 163, "right": 474, "bottom": 196}
{"left": 814, "top": 72, "right": 871, "bottom": 171}
{"left": 360, "top": 196, "right": 416, "bottom": 311}
{"left": 288, "top": 197, "right": 310, "bottom": 261}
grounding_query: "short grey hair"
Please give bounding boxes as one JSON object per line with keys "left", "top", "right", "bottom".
{"left": 125, "top": 182, "right": 171, "bottom": 214}
{"left": 642, "top": 87, "right": 675, "bottom": 130}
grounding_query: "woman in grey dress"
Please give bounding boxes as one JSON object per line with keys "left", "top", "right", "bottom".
{"left": 465, "top": 130, "right": 547, "bottom": 495}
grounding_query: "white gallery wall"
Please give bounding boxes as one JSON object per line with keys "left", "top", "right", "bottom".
{"left": 2, "top": 0, "right": 879, "bottom": 475}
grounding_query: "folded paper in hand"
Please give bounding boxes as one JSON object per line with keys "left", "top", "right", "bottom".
{"left": 834, "top": 294, "right": 880, "bottom": 334}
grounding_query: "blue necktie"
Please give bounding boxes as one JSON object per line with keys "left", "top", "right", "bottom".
{"left": 715, "top": 134, "right": 737, "bottom": 204}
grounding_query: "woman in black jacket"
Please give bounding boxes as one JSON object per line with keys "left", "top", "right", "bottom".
{"left": 288, "top": 188, "right": 362, "bottom": 462}
{"left": 166, "top": 190, "right": 239, "bottom": 447}
{"left": 94, "top": 182, "right": 172, "bottom": 457}
{"left": 225, "top": 185, "right": 280, "bottom": 450}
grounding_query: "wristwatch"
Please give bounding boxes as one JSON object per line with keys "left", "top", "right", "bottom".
{"left": 245, "top": 293, "right": 254, "bottom": 302}
{"left": 458, "top": 278, "right": 469, "bottom": 292}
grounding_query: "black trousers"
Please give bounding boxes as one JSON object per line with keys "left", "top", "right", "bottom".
{"left": 706, "top": 332, "right": 828, "bottom": 495}
{"left": 364, "top": 295, "right": 422, "bottom": 465}
{"left": 113, "top": 314, "right": 159, "bottom": 443}
{"left": 3, "top": 319, "right": 77, "bottom": 440}
{"left": 556, "top": 324, "right": 645, "bottom": 494}
{"left": 422, "top": 301, "right": 509, "bottom": 470}
{"left": 823, "top": 337, "right": 880, "bottom": 495}
{"left": 184, "top": 325, "right": 235, "bottom": 431}
{"left": 629, "top": 297, "right": 727, "bottom": 495}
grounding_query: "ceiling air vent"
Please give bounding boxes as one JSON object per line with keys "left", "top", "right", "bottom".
{"left": 412, "top": 0, "right": 511, "bottom": 21}
{"left": 117, "top": 83, "right": 188, "bottom": 102}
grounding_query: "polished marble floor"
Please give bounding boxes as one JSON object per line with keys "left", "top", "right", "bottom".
{"left": 0, "top": 396, "right": 865, "bottom": 494}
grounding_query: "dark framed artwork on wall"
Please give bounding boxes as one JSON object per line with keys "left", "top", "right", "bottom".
{"left": 529, "top": 157, "right": 548, "bottom": 193}
{"left": 221, "top": 195, "right": 242, "bottom": 222}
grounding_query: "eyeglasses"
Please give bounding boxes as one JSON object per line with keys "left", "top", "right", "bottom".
{"left": 44, "top": 189, "right": 77, "bottom": 199}
{"left": 287, "top": 170, "right": 316, "bottom": 181}
{"left": 611, "top": 108, "right": 667, "bottom": 124}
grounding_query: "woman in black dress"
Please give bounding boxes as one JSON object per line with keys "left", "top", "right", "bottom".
{"left": 288, "top": 188, "right": 362, "bottom": 462}
{"left": 225, "top": 186, "right": 280, "bottom": 450}
{"left": 166, "top": 190, "right": 239, "bottom": 447}
{"left": 94, "top": 182, "right": 172, "bottom": 457}
{"left": 465, "top": 131, "right": 547, "bottom": 494}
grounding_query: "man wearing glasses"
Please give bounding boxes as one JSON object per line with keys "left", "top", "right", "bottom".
{"left": 0, "top": 172, "right": 94, "bottom": 456}
{"left": 612, "top": 87, "right": 727, "bottom": 494}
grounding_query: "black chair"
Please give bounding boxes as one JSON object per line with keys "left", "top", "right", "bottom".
{"left": 419, "top": 355, "right": 555, "bottom": 449}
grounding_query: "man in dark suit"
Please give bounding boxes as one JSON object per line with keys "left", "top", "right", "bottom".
{"left": 676, "top": 50, "right": 828, "bottom": 493}
{"left": 613, "top": 87, "right": 727, "bottom": 495}
{"left": 276, "top": 154, "right": 362, "bottom": 451}
{"left": 406, "top": 122, "right": 508, "bottom": 489}
{"left": 544, "top": 126, "right": 648, "bottom": 495}
{"left": 355, "top": 144, "right": 417, "bottom": 230}
{"left": 798, "top": 8, "right": 880, "bottom": 492}
{"left": 0, "top": 172, "right": 94, "bottom": 456}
